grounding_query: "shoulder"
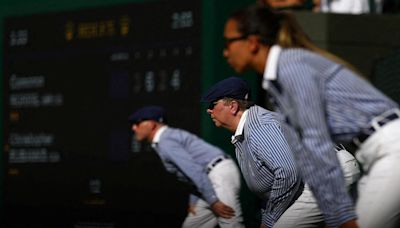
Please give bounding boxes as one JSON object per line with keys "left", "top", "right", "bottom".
{"left": 247, "top": 106, "right": 283, "bottom": 126}
{"left": 161, "top": 127, "right": 202, "bottom": 144}
{"left": 246, "top": 106, "right": 284, "bottom": 137}
{"left": 278, "top": 48, "right": 338, "bottom": 86}
{"left": 162, "top": 127, "right": 190, "bottom": 137}
{"left": 280, "top": 48, "right": 337, "bottom": 72}
{"left": 281, "top": 48, "right": 320, "bottom": 61}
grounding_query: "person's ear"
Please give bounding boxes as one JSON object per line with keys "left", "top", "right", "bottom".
{"left": 230, "top": 101, "right": 239, "bottom": 115}
{"left": 151, "top": 121, "right": 159, "bottom": 130}
{"left": 247, "top": 35, "right": 261, "bottom": 53}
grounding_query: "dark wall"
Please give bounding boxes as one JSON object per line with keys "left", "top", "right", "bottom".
{"left": 295, "top": 11, "right": 400, "bottom": 103}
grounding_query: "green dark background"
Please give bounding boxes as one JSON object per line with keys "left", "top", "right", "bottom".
{"left": 1, "top": 0, "right": 400, "bottom": 227}
{"left": 0, "top": 0, "right": 259, "bottom": 227}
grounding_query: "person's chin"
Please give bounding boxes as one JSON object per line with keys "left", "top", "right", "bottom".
{"left": 213, "top": 121, "right": 222, "bottom": 128}
{"left": 135, "top": 136, "right": 144, "bottom": 141}
{"left": 228, "top": 63, "right": 242, "bottom": 73}
{"left": 229, "top": 64, "right": 242, "bottom": 74}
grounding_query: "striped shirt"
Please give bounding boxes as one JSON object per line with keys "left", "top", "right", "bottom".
{"left": 262, "top": 45, "right": 398, "bottom": 227}
{"left": 152, "top": 126, "right": 226, "bottom": 205}
{"left": 232, "top": 106, "right": 303, "bottom": 228}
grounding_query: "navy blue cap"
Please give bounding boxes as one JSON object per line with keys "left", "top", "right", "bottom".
{"left": 128, "top": 106, "right": 166, "bottom": 125}
{"left": 201, "top": 77, "right": 251, "bottom": 102}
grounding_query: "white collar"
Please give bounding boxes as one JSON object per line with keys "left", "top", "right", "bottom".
{"left": 152, "top": 125, "right": 168, "bottom": 147}
{"left": 231, "top": 110, "right": 248, "bottom": 144}
{"left": 262, "top": 45, "right": 282, "bottom": 90}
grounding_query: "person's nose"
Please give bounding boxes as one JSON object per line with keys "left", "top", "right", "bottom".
{"left": 207, "top": 109, "right": 213, "bottom": 114}
{"left": 223, "top": 48, "right": 229, "bottom": 58}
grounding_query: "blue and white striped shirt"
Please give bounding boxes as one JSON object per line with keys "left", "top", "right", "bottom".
{"left": 262, "top": 45, "right": 398, "bottom": 227}
{"left": 152, "top": 126, "right": 225, "bottom": 205}
{"left": 232, "top": 106, "right": 303, "bottom": 228}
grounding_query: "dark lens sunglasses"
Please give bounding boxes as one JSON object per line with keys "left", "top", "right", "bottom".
{"left": 208, "top": 100, "right": 223, "bottom": 110}
{"left": 224, "top": 35, "right": 248, "bottom": 49}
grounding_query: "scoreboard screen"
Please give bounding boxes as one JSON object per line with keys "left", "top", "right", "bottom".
{"left": 3, "top": 0, "right": 201, "bottom": 227}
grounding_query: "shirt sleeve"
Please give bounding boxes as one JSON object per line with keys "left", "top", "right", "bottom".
{"left": 251, "top": 123, "right": 301, "bottom": 228}
{"left": 280, "top": 63, "right": 356, "bottom": 226}
{"left": 160, "top": 139, "right": 219, "bottom": 205}
{"left": 189, "top": 194, "right": 200, "bottom": 205}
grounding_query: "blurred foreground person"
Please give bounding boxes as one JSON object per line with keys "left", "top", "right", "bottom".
{"left": 222, "top": 4, "right": 400, "bottom": 227}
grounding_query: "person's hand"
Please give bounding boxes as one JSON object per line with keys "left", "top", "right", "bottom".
{"left": 211, "top": 200, "right": 235, "bottom": 218}
{"left": 260, "top": 223, "right": 266, "bottom": 228}
{"left": 339, "top": 219, "right": 359, "bottom": 228}
{"left": 187, "top": 204, "right": 196, "bottom": 215}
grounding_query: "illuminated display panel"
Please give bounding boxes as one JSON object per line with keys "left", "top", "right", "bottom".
{"left": 3, "top": 0, "right": 200, "bottom": 227}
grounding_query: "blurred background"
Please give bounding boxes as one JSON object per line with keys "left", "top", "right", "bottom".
{"left": 1, "top": 0, "right": 400, "bottom": 227}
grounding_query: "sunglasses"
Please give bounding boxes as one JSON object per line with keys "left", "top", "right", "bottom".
{"left": 208, "top": 100, "right": 224, "bottom": 110}
{"left": 224, "top": 35, "right": 248, "bottom": 49}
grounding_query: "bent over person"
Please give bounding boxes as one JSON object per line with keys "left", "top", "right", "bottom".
{"left": 221, "top": 4, "right": 377, "bottom": 228}
{"left": 201, "top": 77, "right": 360, "bottom": 228}
{"left": 202, "top": 77, "right": 305, "bottom": 228}
{"left": 129, "top": 106, "right": 244, "bottom": 228}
